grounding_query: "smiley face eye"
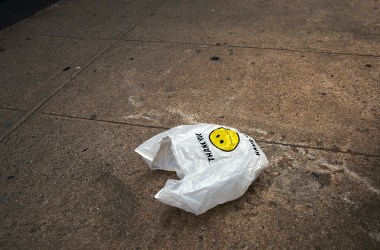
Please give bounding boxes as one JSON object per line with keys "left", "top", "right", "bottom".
{"left": 220, "top": 140, "right": 224, "bottom": 143}
{"left": 216, "top": 134, "right": 220, "bottom": 138}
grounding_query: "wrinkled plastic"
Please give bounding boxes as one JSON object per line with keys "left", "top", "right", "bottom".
{"left": 135, "top": 123, "right": 269, "bottom": 215}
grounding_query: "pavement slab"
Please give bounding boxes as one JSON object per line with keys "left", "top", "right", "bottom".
{"left": 0, "top": 114, "right": 379, "bottom": 249}
{"left": 125, "top": 0, "right": 380, "bottom": 55}
{"left": 0, "top": 108, "right": 24, "bottom": 138}
{"left": 43, "top": 41, "right": 380, "bottom": 156}
{"left": 4, "top": 0, "right": 166, "bottom": 39}
{"left": 0, "top": 33, "right": 113, "bottom": 110}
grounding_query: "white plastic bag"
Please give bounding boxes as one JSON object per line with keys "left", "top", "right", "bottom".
{"left": 135, "top": 123, "right": 269, "bottom": 215}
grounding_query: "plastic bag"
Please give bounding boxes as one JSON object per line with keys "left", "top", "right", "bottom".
{"left": 135, "top": 123, "right": 269, "bottom": 215}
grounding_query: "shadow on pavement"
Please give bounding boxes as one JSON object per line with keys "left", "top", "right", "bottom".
{"left": 0, "top": 0, "right": 59, "bottom": 30}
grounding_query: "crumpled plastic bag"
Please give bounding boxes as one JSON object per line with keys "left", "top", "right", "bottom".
{"left": 135, "top": 123, "right": 269, "bottom": 215}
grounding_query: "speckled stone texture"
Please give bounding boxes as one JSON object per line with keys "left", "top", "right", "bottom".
{"left": 0, "top": 0, "right": 379, "bottom": 249}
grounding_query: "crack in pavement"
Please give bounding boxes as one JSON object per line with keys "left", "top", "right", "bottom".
{"left": 0, "top": 106, "right": 26, "bottom": 112}
{"left": 123, "top": 39, "right": 380, "bottom": 58}
{"left": 39, "top": 111, "right": 380, "bottom": 158}
{"left": 38, "top": 111, "right": 380, "bottom": 196}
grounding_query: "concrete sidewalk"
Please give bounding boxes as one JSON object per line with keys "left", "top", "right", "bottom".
{"left": 0, "top": 0, "right": 379, "bottom": 248}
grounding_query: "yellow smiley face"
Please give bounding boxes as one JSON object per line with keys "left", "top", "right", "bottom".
{"left": 209, "top": 127, "right": 240, "bottom": 152}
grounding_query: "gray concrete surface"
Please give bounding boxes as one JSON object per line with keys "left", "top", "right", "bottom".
{"left": 4, "top": 0, "right": 164, "bottom": 39}
{"left": 43, "top": 41, "right": 379, "bottom": 156}
{"left": 125, "top": 0, "right": 380, "bottom": 55}
{"left": 0, "top": 108, "right": 24, "bottom": 136}
{"left": 0, "top": 0, "right": 379, "bottom": 249}
{"left": 0, "top": 33, "right": 112, "bottom": 110}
